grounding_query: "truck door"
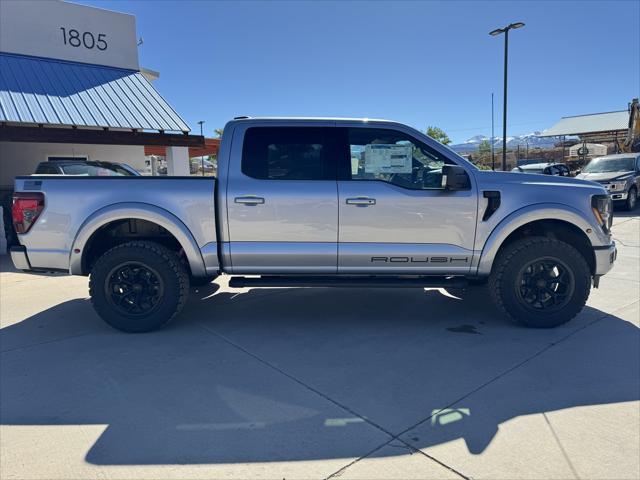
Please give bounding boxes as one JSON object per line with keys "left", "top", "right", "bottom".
{"left": 336, "top": 125, "right": 478, "bottom": 274}
{"left": 225, "top": 125, "right": 339, "bottom": 273}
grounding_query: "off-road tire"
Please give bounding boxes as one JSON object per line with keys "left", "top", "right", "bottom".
{"left": 489, "top": 237, "right": 591, "bottom": 328}
{"left": 624, "top": 186, "right": 637, "bottom": 211}
{"left": 89, "top": 241, "right": 189, "bottom": 333}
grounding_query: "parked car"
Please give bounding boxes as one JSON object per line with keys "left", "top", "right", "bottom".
{"left": 575, "top": 153, "right": 640, "bottom": 210}
{"left": 11, "top": 117, "right": 616, "bottom": 333}
{"left": 511, "top": 162, "right": 571, "bottom": 176}
{"left": 34, "top": 160, "right": 140, "bottom": 176}
{"left": 190, "top": 158, "right": 215, "bottom": 175}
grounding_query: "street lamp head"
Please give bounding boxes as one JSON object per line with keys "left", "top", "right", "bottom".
{"left": 490, "top": 22, "right": 525, "bottom": 35}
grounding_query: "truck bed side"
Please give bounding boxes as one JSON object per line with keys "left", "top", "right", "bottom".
{"left": 13, "top": 176, "right": 217, "bottom": 276}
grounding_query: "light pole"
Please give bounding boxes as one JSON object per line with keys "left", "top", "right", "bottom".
{"left": 490, "top": 22, "right": 525, "bottom": 171}
{"left": 491, "top": 92, "right": 495, "bottom": 170}
{"left": 197, "top": 120, "right": 205, "bottom": 177}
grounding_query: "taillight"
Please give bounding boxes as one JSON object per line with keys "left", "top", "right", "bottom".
{"left": 12, "top": 192, "right": 45, "bottom": 234}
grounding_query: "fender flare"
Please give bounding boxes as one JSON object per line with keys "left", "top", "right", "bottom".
{"left": 476, "top": 203, "right": 604, "bottom": 276}
{"left": 69, "top": 202, "right": 206, "bottom": 277}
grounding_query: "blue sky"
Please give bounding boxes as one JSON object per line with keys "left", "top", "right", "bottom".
{"left": 83, "top": 0, "right": 639, "bottom": 143}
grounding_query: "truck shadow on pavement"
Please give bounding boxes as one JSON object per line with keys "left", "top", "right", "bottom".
{"left": 1, "top": 284, "right": 638, "bottom": 465}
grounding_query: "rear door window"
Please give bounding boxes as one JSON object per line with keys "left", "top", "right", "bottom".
{"left": 242, "top": 127, "right": 335, "bottom": 180}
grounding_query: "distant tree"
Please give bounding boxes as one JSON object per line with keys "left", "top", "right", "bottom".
{"left": 426, "top": 126, "right": 451, "bottom": 145}
{"left": 214, "top": 128, "right": 224, "bottom": 138}
{"left": 478, "top": 139, "right": 491, "bottom": 155}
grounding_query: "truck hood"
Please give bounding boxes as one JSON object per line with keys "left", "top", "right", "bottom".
{"left": 575, "top": 171, "right": 635, "bottom": 183}
{"left": 475, "top": 170, "right": 606, "bottom": 196}
{"left": 474, "top": 170, "right": 604, "bottom": 190}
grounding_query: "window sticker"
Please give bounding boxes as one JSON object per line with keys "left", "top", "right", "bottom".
{"left": 364, "top": 144, "right": 412, "bottom": 174}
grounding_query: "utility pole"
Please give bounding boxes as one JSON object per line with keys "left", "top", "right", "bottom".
{"left": 197, "top": 120, "right": 205, "bottom": 177}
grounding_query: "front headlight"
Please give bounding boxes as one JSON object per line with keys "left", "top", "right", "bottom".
{"left": 592, "top": 194, "right": 613, "bottom": 233}
{"left": 610, "top": 181, "right": 627, "bottom": 190}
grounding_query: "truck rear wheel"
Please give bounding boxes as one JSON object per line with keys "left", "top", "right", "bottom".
{"left": 89, "top": 241, "right": 189, "bottom": 333}
{"left": 489, "top": 237, "right": 591, "bottom": 328}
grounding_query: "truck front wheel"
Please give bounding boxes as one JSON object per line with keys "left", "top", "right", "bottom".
{"left": 624, "top": 186, "right": 637, "bottom": 211}
{"left": 489, "top": 237, "right": 591, "bottom": 328}
{"left": 89, "top": 241, "right": 189, "bottom": 333}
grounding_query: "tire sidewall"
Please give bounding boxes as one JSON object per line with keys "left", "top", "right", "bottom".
{"left": 90, "top": 242, "right": 187, "bottom": 333}
{"left": 493, "top": 239, "right": 591, "bottom": 328}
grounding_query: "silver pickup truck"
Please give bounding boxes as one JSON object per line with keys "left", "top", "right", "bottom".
{"left": 10, "top": 117, "right": 617, "bottom": 332}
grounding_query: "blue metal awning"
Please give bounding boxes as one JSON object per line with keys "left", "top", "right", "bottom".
{"left": 0, "top": 53, "right": 190, "bottom": 133}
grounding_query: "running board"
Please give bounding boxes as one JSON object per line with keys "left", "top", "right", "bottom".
{"left": 228, "top": 275, "right": 467, "bottom": 289}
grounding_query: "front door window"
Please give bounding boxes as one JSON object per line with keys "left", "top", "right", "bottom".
{"left": 347, "top": 128, "right": 451, "bottom": 189}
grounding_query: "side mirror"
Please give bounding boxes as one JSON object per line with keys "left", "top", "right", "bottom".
{"left": 575, "top": 169, "right": 581, "bottom": 175}
{"left": 441, "top": 165, "right": 471, "bottom": 190}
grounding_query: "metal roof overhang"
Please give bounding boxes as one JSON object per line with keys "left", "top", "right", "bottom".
{"left": 0, "top": 125, "right": 204, "bottom": 147}
{"left": 0, "top": 52, "right": 190, "bottom": 133}
{"left": 539, "top": 111, "right": 629, "bottom": 137}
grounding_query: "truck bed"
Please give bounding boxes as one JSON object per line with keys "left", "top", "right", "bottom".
{"left": 13, "top": 176, "right": 217, "bottom": 272}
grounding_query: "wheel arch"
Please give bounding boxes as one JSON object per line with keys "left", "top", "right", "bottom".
{"left": 477, "top": 204, "right": 603, "bottom": 276}
{"left": 70, "top": 202, "right": 206, "bottom": 277}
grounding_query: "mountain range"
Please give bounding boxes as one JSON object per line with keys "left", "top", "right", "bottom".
{"left": 449, "top": 132, "right": 558, "bottom": 153}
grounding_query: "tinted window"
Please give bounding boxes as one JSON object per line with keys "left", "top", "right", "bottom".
{"left": 347, "top": 128, "right": 451, "bottom": 189}
{"left": 36, "top": 164, "right": 60, "bottom": 174}
{"left": 61, "top": 164, "right": 127, "bottom": 176}
{"left": 242, "top": 127, "right": 333, "bottom": 180}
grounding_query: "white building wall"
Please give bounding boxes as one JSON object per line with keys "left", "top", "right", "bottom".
{"left": 0, "top": 142, "right": 147, "bottom": 187}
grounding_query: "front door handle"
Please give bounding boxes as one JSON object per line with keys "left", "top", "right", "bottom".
{"left": 346, "top": 197, "right": 376, "bottom": 206}
{"left": 234, "top": 196, "right": 265, "bottom": 205}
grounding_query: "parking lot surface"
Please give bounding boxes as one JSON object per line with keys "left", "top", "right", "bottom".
{"left": 1, "top": 213, "right": 638, "bottom": 480}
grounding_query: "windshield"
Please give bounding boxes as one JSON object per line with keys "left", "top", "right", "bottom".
{"left": 583, "top": 157, "right": 635, "bottom": 173}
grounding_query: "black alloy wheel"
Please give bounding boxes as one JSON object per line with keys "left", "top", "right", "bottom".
{"left": 105, "top": 262, "right": 165, "bottom": 317}
{"left": 515, "top": 257, "right": 575, "bottom": 313}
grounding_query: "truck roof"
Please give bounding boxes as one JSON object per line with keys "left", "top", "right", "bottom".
{"left": 229, "top": 116, "right": 399, "bottom": 124}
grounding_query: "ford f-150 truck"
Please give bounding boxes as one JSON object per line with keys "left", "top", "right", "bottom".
{"left": 576, "top": 153, "right": 640, "bottom": 211}
{"left": 10, "top": 117, "right": 617, "bottom": 332}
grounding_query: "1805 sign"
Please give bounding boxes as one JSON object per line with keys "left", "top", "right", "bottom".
{"left": 60, "top": 28, "right": 107, "bottom": 51}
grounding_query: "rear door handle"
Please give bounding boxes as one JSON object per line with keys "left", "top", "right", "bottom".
{"left": 234, "top": 196, "right": 265, "bottom": 205}
{"left": 346, "top": 197, "right": 376, "bottom": 206}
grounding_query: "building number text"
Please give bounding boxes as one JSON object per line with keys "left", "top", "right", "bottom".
{"left": 60, "top": 28, "right": 107, "bottom": 51}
